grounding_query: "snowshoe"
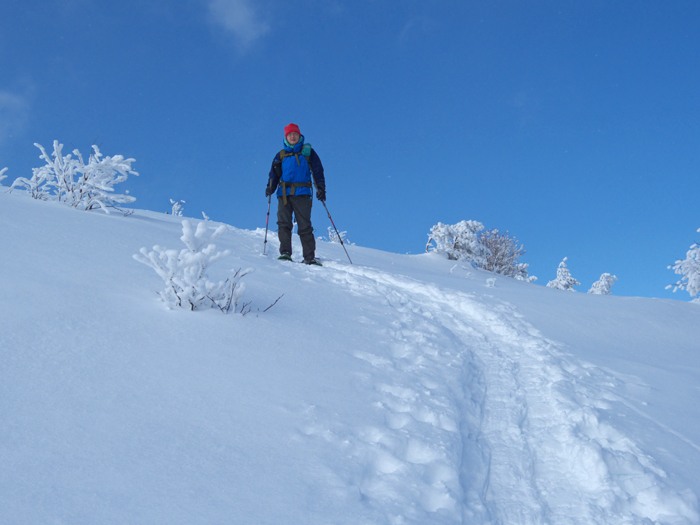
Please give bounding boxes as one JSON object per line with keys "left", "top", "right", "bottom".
{"left": 303, "top": 258, "right": 323, "bottom": 266}
{"left": 278, "top": 254, "right": 293, "bottom": 261}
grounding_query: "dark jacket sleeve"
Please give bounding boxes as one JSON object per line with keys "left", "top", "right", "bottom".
{"left": 309, "top": 148, "right": 325, "bottom": 190}
{"left": 268, "top": 152, "right": 282, "bottom": 192}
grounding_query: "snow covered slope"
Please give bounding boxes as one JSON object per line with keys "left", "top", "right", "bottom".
{"left": 1, "top": 191, "right": 699, "bottom": 524}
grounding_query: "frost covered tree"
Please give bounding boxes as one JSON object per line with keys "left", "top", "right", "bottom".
{"left": 134, "top": 219, "right": 252, "bottom": 312}
{"left": 170, "top": 199, "right": 185, "bottom": 216}
{"left": 71, "top": 144, "right": 139, "bottom": 213}
{"left": 426, "top": 220, "right": 490, "bottom": 266}
{"left": 667, "top": 228, "right": 700, "bottom": 302}
{"left": 11, "top": 141, "right": 138, "bottom": 214}
{"left": 328, "top": 226, "right": 351, "bottom": 245}
{"left": 477, "top": 229, "right": 536, "bottom": 282}
{"left": 0, "top": 167, "right": 7, "bottom": 185}
{"left": 547, "top": 257, "right": 580, "bottom": 291}
{"left": 588, "top": 273, "right": 618, "bottom": 295}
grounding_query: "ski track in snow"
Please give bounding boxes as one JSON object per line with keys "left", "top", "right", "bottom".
{"left": 293, "top": 260, "right": 699, "bottom": 525}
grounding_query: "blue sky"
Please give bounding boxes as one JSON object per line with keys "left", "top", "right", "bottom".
{"left": 1, "top": 0, "right": 698, "bottom": 299}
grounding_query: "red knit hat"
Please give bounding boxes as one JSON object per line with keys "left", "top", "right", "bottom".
{"left": 284, "top": 123, "right": 301, "bottom": 137}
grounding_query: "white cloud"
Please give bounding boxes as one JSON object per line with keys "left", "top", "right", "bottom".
{"left": 0, "top": 90, "right": 30, "bottom": 143}
{"left": 207, "top": 0, "right": 270, "bottom": 48}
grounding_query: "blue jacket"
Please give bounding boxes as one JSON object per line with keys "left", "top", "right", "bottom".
{"left": 268, "top": 136, "right": 325, "bottom": 200}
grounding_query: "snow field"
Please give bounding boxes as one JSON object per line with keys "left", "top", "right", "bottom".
{"left": 298, "top": 261, "right": 699, "bottom": 523}
{"left": 1, "top": 191, "right": 699, "bottom": 524}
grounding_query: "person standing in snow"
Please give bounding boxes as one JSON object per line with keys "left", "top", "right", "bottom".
{"left": 266, "top": 123, "right": 326, "bottom": 265}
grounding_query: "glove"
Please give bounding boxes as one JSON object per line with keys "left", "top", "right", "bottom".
{"left": 265, "top": 186, "right": 274, "bottom": 197}
{"left": 316, "top": 187, "right": 326, "bottom": 202}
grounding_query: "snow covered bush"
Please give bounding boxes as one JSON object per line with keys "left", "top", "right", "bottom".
{"left": 0, "top": 167, "right": 7, "bottom": 185}
{"left": 327, "top": 226, "right": 351, "bottom": 245}
{"left": 170, "top": 199, "right": 185, "bottom": 216}
{"left": 134, "top": 219, "right": 252, "bottom": 312}
{"left": 588, "top": 273, "right": 618, "bottom": 295}
{"left": 547, "top": 257, "right": 580, "bottom": 291}
{"left": 11, "top": 141, "right": 138, "bottom": 214}
{"left": 10, "top": 161, "right": 53, "bottom": 200}
{"left": 477, "top": 228, "right": 536, "bottom": 282}
{"left": 667, "top": 228, "right": 700, "bottom": 302}
{"left": 426, "top": 220, "right": 490, "bottom": 266}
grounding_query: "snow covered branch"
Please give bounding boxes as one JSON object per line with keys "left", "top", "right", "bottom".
{"left": 427, "top": 222, "right": 536, "bottom": 281}
{"left": 170, "top": 199, "right": 185, "bottom": 216}
{"left": 10, "top": 162, "right": 52, "bottom": 200}
{"left": 0, "top": 167, "right": 7, "bottom": 185}
{"left": 477, "top": 228, "right": 536, "bottom": 282}
{"left": 588, "top": 273, "right": 618, "bottom": 295}
{"left": 327, "top": 226, "right": 351, "bottom": 245}
{"left": 667, "top": 228, "right": 700, "bottom": 302}
{"left": 133, "top": 219, "right": 253, "bottom": 312}
{"left": 10, "top": 141, "right": 138, "bottom": 214}
{"left": 426, "top": 220, "right": 490, "bottom": 266}
{"left": 547, "top": 257, "right": 580, "bottom": 292}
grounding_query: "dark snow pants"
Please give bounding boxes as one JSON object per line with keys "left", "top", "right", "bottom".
{"left": 277, "top": 195, "right": 315, "bottom": 261}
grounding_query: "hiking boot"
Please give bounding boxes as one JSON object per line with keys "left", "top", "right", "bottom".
{"left": 278, "top": 254, "right": 293, "bottom": 261}
{"left": 303, "top": 258, "right": 322, "bottom": 266}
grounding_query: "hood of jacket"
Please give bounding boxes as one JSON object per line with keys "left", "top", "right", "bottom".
{"left": 283, "top": 135, "right": 305, "bottom": 152}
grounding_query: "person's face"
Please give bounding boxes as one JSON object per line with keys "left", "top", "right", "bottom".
{"left": 286, "top": 132, "right": 300, "bottom": 145}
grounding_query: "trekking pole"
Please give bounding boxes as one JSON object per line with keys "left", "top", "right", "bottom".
{"left": 263, "top": 194, "right": 271, "bottom": 255}
{"left": 309, "top": 165, "right": 352, "bottom": 264}
{"left": 322, "top": 200, "right": 353, "bottom": 265}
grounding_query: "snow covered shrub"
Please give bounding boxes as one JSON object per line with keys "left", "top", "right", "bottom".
{"left": 547, "top": 257, "right": 580, "bottom": 291}
{"left": 10, "top": 162, "right": 53, "bottom": 200}
{"left": 477, "top": 228, "right": 536, "bottom": 282}
{"left": 170, "top": 199, "right": 185, "bottom": 216}
{"left": 588, "top": 273, "right": 618, "bottom": 295}
{"left": 426, "top": 220, "right": 490, "bottom": 266}
{"left": 327, "top": 226, "right": 351, "bottom": 245}
{"left": 0, "top": 167, "right": 7, "bottom": 185}
{"left": 667, "top": 228, "right": 700, "bottom": 302}
{"left": 11, "top": 141, "right": 138, "bottom": 214}
{"left": 134, "top": 219, "right": 253, "bottom": 312}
